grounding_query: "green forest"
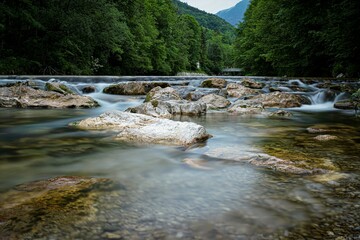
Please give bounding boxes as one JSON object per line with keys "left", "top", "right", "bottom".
{"left": 0, "top": 0, "right": 234, "bottom": 75}
{"left": 0, "top": 0, "right": 359, "bottom": 77}
{"left": 236, "top": 0, "right": 360, "bottom": 77}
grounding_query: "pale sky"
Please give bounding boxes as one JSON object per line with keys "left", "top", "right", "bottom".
{"left": 180, "top": 0, "right": 240, "bottom": 14}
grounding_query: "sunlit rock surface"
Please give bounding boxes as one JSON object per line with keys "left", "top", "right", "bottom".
{"left": 71, "top": 111, "right": 211, "bottom": 146}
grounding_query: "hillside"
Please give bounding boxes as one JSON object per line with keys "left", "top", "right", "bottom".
{"left": 216, "top": 0, "right": 250, "bottom": 26}
{"left": 172, "top": 0, "right": 235, "bottom": 36}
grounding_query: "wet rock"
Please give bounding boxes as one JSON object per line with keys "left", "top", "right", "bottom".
{"left": 205, "top": 147, "right": 327, "bottom": 175}
{"left": 268, "top": 110, "right": 293, "bottom": 118}
{"left": 228, "top": 101, "right": 264, "bottom": 115}
{"left": 314, "top": 135, "right": 339, "bottom": 141}
{"left": 0, "top": 85, "right": 99, "bottom": 108}
{"left": 145, "top": 86, "right": 182, "bottom": 102}
{"left": 103, "top": 82, "right": 170, "bottom": 95}
{"left": 0, "top": 176, "right": 116, "bottom": 238}
{"left": 197, "top": 94, "right": 231, "bottom": 110}
{"left": 201, "top": 78, "right": 227, "bottom": 89}
{"left": 241, "top": 78, "right": 265, "bottom": 89}
{"left": 243, "top": 92, "right": 310, "bottom": 108}
{"left": 71, "top": 111, "right": 211, "bottom": 146}
{"left": 334, "top": 100, "right": 356, "bottom": 109}
{"left": 182, "top": 158, "right": 212, "bottom": 170}
{"left": 126, "top": 100, "right": 207, "bottom": 118}
{"left": 45, "top": 82, "right": 75, "bottom": 95}
{"left": 226, "top": 83, "right": 260, "bottom": 98}
{"left": 81, "top": 85, "right": 96, "bottom": 94}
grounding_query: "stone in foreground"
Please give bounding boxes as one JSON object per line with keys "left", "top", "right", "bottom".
{"left": 0, "top": 85, "right": 99, "bottom": 108}
{"left": 71, "top": 111, "right": 211, "bottom": 146}
{"left": 0, "top": 176, "right": 116, "bottom": 239}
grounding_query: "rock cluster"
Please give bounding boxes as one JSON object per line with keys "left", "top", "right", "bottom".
{"left": 0, "top": 84, "right": 99, "bottom": 108}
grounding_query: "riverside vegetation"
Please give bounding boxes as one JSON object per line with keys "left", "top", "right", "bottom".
{"left": 1, "top": 0, "right": 359, "bottom": 77}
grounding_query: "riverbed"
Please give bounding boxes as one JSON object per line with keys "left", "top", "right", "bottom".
{"left": 0, "top": 76, "right": 359, "bottom": 239}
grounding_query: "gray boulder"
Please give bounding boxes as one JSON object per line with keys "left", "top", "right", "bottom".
{"left": 197, "top": 94, "right": 231, "bottom": 109}
{"left": 0, "top": 85, "right": 99, "bottom": 108}
{"left": 103, "top": 82, "right": 170, "bottom": 95}
{"left": 71, "top": 111, "right": 211, "bottom": 146}
{"left": 242, "top": 92, "right": 310, "bottom": 108}
{"left": 226, "top": 83, "right": 260, "bottom": 98}
{"left": 126, "top": 100, "right": 207, "bottom": 118}
{"left": 201, "top": 78, "right": 227, "bottom": 89}
{"left": 145, "top": 86, "right": 182, "bottom": 102}
{"left": 241, "top": 78, "right": 265, "bottom": 89}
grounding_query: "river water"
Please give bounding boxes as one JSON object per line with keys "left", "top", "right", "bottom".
{"left": 0, "top": 77, "right": 359, "bottom": 239}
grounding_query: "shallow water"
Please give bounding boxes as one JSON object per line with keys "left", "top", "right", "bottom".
{"left": 0, "top": 77, "right": 360, "bottom": 239}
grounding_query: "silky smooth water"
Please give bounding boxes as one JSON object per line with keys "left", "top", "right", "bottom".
{"left": 0, "top": 77, "right": 359, "bottom": 239}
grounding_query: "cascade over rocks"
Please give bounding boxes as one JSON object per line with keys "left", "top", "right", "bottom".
{"left": 71, "top": 111, "right": 211, "bottom": 146}
{"left": 226, "top": 83, "right": 260, "bottom": 98}
{"left": 0, "top": 85, "right": 99, "bottom": 108}
{"left": 201, "top": 78, "right": 227, "bottom": 89}
{"left": 197, "top": 94, "right": 231, "bottom": 109}
{"left": 126, "top": 100, "right": 207, "bottom": 118}
{"left": 103, "top": 82, "right": 170, "bottom": 95}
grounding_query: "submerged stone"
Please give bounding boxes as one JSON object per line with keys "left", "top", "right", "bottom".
{"left": 71, "top": 111, "right": 211, "bottom": 146}
{"left": 0, "top": 176, "right": 117, "bottom": 238}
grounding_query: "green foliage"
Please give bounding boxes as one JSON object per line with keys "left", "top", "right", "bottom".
{"left": 0, "top": 0, "right": 235, "bottom": 75}
{"left": 235, "top": 0, "right": 360, "bottom": 77}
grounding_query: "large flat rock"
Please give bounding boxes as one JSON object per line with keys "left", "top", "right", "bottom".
{"left": 0, "top": 85, "right": 99, "bottom": 108}
{"left": 71, "top": 111, "right": 211, "bottom": 146}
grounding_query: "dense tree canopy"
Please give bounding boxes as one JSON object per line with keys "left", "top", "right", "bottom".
{"left": 235, "top": 0, "right": 360, "bottom": 77}
{"left": 0, "top": 0, "right": 235, "bottom": 75}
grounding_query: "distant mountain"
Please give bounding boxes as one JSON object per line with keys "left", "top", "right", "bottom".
{"left": 172, "top": 0, "right": 235, "bottom": 35}
{"left": 216, "top": 0, "right": 250, "bottom": 26}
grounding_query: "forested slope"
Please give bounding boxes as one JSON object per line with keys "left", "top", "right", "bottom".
{"left": 235, "top": 0, "right": 360, "bottom": 77}
{"left": 0, "top": 0, "right": 234, "bottom": 75}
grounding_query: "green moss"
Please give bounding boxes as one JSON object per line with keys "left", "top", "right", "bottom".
{"left": 151, "top": 100, "right": 159, "bottom": 108}
{"left": 144, "top": 93, "right": 151, "bottom": 102}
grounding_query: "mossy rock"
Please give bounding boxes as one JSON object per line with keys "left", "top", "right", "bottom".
{"left": 0, "top": 176, "right": 120, "bottom": 238}
{"left": 45, "top": 82, "right": 75, "bottom": 95}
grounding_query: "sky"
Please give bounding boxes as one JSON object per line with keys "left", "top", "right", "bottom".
{"left": 180, "top": 0, "right": 240, "bottom": 14}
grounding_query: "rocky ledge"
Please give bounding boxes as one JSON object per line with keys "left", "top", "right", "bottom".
{"left": 70, "top": 111, "right": 211, "bottom": 146}
{"left": 0, "top": 84, "right": 99, "bottom": 108}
